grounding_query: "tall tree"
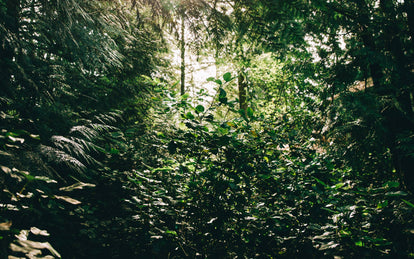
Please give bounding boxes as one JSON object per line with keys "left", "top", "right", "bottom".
{"left": 180, "top": 11, "right": 186, "bottom": 95}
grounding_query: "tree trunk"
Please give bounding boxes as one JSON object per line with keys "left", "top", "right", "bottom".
{"left": 180, "top": 13, "right": 186, "bottom": 96}
{"left": 238, "top": 73, "right": 248, "bottom": 114}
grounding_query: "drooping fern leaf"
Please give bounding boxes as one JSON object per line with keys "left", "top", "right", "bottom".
{"left": 41, "top": 111, "right": 122, "bottom": 177}
{"left": 40, "top": 145, "right": 86, "bottom": 174}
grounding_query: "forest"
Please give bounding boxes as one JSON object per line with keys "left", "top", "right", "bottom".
{"left": 1, "top": 0, "right": 414, "bottom": 258}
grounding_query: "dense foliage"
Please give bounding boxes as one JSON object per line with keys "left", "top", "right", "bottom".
{"left": 1, "top": 0, "right": 413, "bottom": 258}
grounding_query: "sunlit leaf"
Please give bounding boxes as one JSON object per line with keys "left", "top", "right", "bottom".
{"left": 0, "top": 222, "right": 12, "bottom": 231}
{"left": 195, "top": 105, "right": 205, "bottom": 113}
{"left": 223, "top": 72, "right": 232, "bottom": 82}
{"left": 30, "top": 227, "right": 50, "bottom": 236}
{"left": 34, "top": 176, "right": 57, "bottom": 184}
{"left": 186, "top": 112, "right": 195, "bottom": 120}
{"left": 215, "top": 79, "right": 223, "bottom": 85}
{"left": 54, "top": 195, "right": 81, "bottom": 205}
{"left": 59, "top": 182, "right": 96, "bottom": 192}
{"left": 355, "top": 240, "right": 364, "bottom": 247}
{"left": 8, "top": 136, "right": 24, "bottom": 143}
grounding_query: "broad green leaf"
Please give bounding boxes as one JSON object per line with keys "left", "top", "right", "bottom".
{"left": 195, "top": 105, "right": 205, "bottom": 113}
{"left": 219, "top": 88, "right": 227, "bottom": 104}
{"left": 219, "top": 88, "right": 226, "bottom": 98}
{"left": 355, "top": 240, "right": 364, "bottom": 247}
{"left": 207, "top": 77, "right": 215, "bottom": 82}
{"left": 186, "top": 112, "right": 195, "bottom": 120}
{"left": 219, "top": 97, "right": 228, "bottom": 104}
{"left": 223, "top": 72, "right": 232, "bottom": 82}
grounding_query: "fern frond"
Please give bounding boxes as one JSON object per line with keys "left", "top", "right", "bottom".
{"left": 50, "top": 136, "right": 101, "bottom": 166}
{"left": 93, "top": 111, "right": 123, "bottom": 124}
{"left": 69, "top": 126, "right": 100, "bottom": 141}
{"left": 0, "top": 97, "right": 12, "bottom": 105}
{"left": 40, "top": 145, "right": 86, "bottom": 174}
{"left": 90, "top": 123, "right": 119, "bottom": 133}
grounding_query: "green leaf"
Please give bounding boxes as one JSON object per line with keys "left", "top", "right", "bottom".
{"left": 186, "top": 112, "right": 195, "bottom": 120}
{"left": 313, "top": 177, "right": 328, "bottom": 187}
{"left": 219, "top": 97, "right": 228, "bottom": 104}
{"left": 218, "top": 88, "right": 228, "bottom": 104}
{"left": 332, "top": 182, "right": 345, "bottom": 189}
{"left": 246, "top": 107, "right": 254, "bottom": 118}
{"left": 339, "top": 230, "right": 351, "bottom": 237}
{"left": 355, "top": 240, "right": 364, "bottom": 247}
{"left": 195, "top": 105, "right": 205, "bottom": 113}
{"left": 156, "top": 132, "right": 165, "bottom": 138}
{"left": 383, "top": 181, "right": 400, "bottom": 189}
{"left": 165, "top": 230, "right": 177, "bottom": 236}
{"left": 219, "top": 88, "right": 227, "bottom": 98}
{"left": 29, "top": 134, "right": 40, "bottom": 140}
{"left": 377, "top": 200, "right": 388, "bottom": 209}
{"left": 402, "top": 199, "right": 414, "bottom": 208}
{"left": 223, "top": 72, "right": 232, "bottom": 82}
{"left": 215, "top": 79, "right": 223, "bottom": 85}
{"left": 207, "top": 77, "right": 215, "bottom": 82}
{"left": 109, "top": 148, "right": 120, "bottom": 154}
